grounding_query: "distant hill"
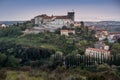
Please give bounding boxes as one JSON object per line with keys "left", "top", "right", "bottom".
{"left": 0, "top": 21, "right": 25, "bottom": 25}
{"left": 85, "top": 21, "right": 120, "bottom": 26}
{"left": 85, "top": 21, "right": 120, "bottom": 32}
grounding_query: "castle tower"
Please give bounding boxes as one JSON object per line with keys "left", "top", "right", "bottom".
{"left": 67, "top": 11, "right": 75, "bottom": 21}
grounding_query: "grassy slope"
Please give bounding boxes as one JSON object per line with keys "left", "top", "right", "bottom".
{"left": 6, "top": 71, "right": 43, "bottom": 80}
{"left": 0, "top": 33, "right": 60, "bottom": 50}
{"left": 17, "top": 33, "right": 61, "bottom": 50}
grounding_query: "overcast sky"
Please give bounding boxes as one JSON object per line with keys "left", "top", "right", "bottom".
{"left": 0, "top": 0, "right": 120, "bottom": 21}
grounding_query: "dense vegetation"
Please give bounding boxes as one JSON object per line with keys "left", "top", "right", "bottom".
{"left": 0, "top": 21, "right": 120, "bottom": 80}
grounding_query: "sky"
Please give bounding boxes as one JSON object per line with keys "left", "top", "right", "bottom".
{"left": 0, "top": 0, "right": 120, "bottom": 21}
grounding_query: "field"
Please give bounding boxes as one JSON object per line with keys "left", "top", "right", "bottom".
{"left": 5, "top": 70, "right": 43, "bottom": 80}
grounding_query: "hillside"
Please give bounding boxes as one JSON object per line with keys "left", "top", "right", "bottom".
{"left": 0, "top": 21, "right": 25, "bottom": 25}
{"left": 85, "top": 21, "right": 120, "bottom": 32}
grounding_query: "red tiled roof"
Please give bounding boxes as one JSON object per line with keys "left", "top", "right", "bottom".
{"left": 86, "top": 48, "right": 110, "bottom": 52}
{"left": 35, "top": 14, "right": 70, "bottom": 19}
{"left": 54, "top": 16, "right": 70, "bottom": 19}
{"left": 44, "top": 16, "right": 53, "bottom": 19}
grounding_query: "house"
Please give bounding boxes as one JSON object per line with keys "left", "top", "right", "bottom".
{"left": 0, "top": 24, "right": 6, "bottom": 28}
{"left": 94, "top": 41, "right": 109, "bottom": 50}
{"left": 107, "top": 32, "right": 120, "bottom": 43}
{"left": 87, "top": 26, "right": 95, "bottom": 31}
{"left": 85, "top": 48, "right": 111, "bottom": 59}
{"left": 60, "top": 30, "right": 69, "bottom": 36}
{"left": 60, "top": 30, "right": 75, "bottom": 36}
{"left": 95, "top": 29, "right": 108, "bottom": 41}
{"left": 34, "top": 12, "right": 74, "bottom": 28}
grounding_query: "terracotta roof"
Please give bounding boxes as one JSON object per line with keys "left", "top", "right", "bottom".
{"left": 54, "top": 16, "right": 70, "bottom": 19}
{"left": 35, "top": 13, "right": 73, "bottom": 20}
{"left": 44, "top": 16, "right": 53, "bottom": 19}
{"left": 86, "top": 48, "right": 110, "bottom": 52}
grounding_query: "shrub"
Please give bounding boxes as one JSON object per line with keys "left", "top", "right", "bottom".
{"left": 0, "top": 69, "right": 7, "bottom": 80}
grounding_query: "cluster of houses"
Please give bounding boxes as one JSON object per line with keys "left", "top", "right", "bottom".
{"left": 95, "top": 29, "right": 108, "bottom": 41}
{"left": 25, "top": 14, "right": 119, "bottom": 60}
{"left": 58, "top": 25, "right": 114, "bottom": 59}
{"left": 85, "top": 27, "right": 120, "bottom": 59}
{"left": 108, "top": 32, "right": 120, "bottom": 43}
{"left": 94, "top": 28, "right": 120, "bottom": 43}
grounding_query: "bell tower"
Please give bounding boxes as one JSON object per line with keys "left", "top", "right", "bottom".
{"left": 67, "top": 11, "right": 75, "bottom": 21}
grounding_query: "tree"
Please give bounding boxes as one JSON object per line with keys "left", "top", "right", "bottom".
{"left": 77, "top": 40, "right": 87, "bottom": 50}
{"left": 5, "top": 55, "right": 19, "bottom": 67}
{"left": 62, "top": 26, "right": 68, "bottom": 30}
{"left": 117, "top": 38, "right": 120, "bottom": 44}
{"left": 80, "top": 21, "right": 85, "bottom": 31}
{"left": 65, "top": 54, "right": 84, "bottom": 68}
{"left": 0, "top": 53, "right": 7, "bottom": 67}
{"left": 52, "top": 51, "right": 64, "bottom": 67}
{"left": 0, "top": 26, "right": 22, "bottom": 37}
{"left": 55, "top": 28, "right": 60, "bottom": 34}
{"left": 0, "top": 69, "right": 7, "bottom": 80}
{"left": 111, "top": 43, "right": 120, "bottom": 55}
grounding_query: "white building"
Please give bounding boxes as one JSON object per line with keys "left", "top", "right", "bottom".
{"left": 46, "top": 16, "right": 73, "bottom": 28}
{"left": 85, "top": 48, "right": 111, "bottom": 59}
{"left": 60, "top": 30, "right": 69, "bottom": 36}
{"left": 95, "top": 29, "right": 108, "bottom": 41}
{"left": 0, "top": 24, "right": 6, "bottom": 28}
{"left": 60, "top": 30, "right": 75, "bottom": 36}
{"left": 23, "top": 26, "right": 58, "bottom": 35}
{"left": 34, "top": 14, "right": 47, "bottom": 25}
{"left": 107, "top": 32, "right": 120, "bottom": 43}
{"left": 34, "top": 12, "right": 74, "bottom": 28}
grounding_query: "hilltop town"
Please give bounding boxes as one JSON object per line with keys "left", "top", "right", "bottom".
{"left": 0, "top": 12, "right": 120, "bottom": 80}
{"left": 16, "top": 12, "right": 120, "bottom": 57}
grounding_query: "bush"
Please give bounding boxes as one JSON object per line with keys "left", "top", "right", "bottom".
{"left": 0, "top": 69, "right": 7, "bottom": 80}
{"left": 20, "top": 66, "right": 31, "bottom": 71}
{"left": 0, "top": 26, "right": 22, "bottom": 37}
{"left": 16, "top": 74, "right": 27, "bottom": 80}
